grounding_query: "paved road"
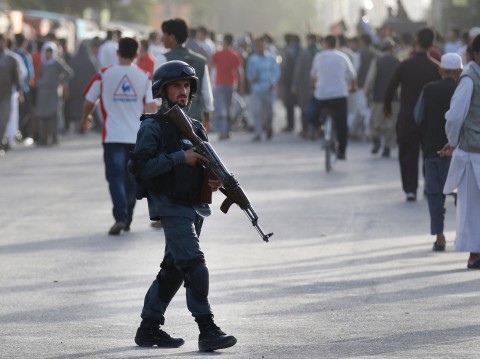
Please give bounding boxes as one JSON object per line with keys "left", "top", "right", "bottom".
{"left": 0, "top": 109, "right": 478, "bottom": 359}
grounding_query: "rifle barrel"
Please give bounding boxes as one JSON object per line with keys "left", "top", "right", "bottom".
{"left": 243, "top": 206, "right": 273, "bottom": 242}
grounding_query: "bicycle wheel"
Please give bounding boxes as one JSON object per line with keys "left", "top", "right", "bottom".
{"left": 229, "top": 92, "right": 248, "bottom": 131}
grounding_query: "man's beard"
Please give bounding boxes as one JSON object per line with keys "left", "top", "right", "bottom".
{"left": 167, "top": 99, "right": 188, "bottom": 108}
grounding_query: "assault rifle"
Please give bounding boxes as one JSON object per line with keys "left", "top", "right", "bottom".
{"left": 164, "top": 104, "right": 273, "bottom": 242}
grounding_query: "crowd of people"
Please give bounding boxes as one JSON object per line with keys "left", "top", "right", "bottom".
{"left": 0, "top": 32, "right": 75, "bottom": 154}
{"left": 0, "top": 10, "right": 479, "bottom": 248}
{"left": 1, "top": 6, "right": 480, "bottom": 352}
{"left": 0, "top": 18, "right": 477, "bottom": 154}
{"left": 0, "top": 13, "right": 479, "bottom": 237}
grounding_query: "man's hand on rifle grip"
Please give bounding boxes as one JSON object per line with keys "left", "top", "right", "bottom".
{"left": 208, "top": 179, "right": 221, "bottom": 192}
{"left": 184, "top": 149, "right": 209, "bottom": 166}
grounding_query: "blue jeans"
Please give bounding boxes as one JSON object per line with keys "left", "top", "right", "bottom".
{"left": 425, "top": 156, "right": 451, "bottom": 235}
{"left": 213, "top": 85, "right": 234, "bottom": 136}
{"left": 103, "top": 143, "right": 136, "bottom": 224}
{"left": 250, "top": 91, "right": 274, "bottom": 137}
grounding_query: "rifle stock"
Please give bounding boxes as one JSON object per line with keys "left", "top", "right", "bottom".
{"left": 164, "top": 105, "right": 273, "bottom": 242}
{"left": 164, "top": 105, "right": 202, "bottom": 146}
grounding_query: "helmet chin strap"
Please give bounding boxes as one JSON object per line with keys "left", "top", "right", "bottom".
{"left": 185, "top": 100, "right": 192, "bottom": 113}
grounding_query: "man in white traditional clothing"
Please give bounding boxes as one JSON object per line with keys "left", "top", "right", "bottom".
{"left": 441, "top": 34, "right": 480, "bottom": 269}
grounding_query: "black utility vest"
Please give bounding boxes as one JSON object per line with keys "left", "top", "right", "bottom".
{"left": 141, "top": 113, "right": 208, "bottom": 205}
{"left": 421, "top": 77, "right": 456, "bottom": 158}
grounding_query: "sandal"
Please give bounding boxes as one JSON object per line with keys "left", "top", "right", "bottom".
{"left": 467, "top": 259, "right": 480, "bottom": 269}
{"left": 432, "top": 242, "right": 445, "bottom": 252}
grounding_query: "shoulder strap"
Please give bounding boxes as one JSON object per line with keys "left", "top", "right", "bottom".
{"left": 191, "top": 120, "right": 208, "bottom": 141}
{"left": 140, "top": 113, "right": 162, "bottom": 122}
{"left": 140, "top": 110, "right": 208, "bottom": 143}
{"left": 139, "top": 112, "right": 171, "bottom": 139}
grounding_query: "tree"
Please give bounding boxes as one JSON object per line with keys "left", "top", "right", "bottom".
{"left": 6, "top": 0, "right": 155, "bottom": 23}
{"left": 7, "top": 0, "right": 103, "bottom": 15}
{"left": 180, "top": 0, "right": 319, "bottom": 41}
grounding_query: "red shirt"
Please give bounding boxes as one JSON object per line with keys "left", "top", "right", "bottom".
{"left": 135, "top": 53, "right": 155, "bottom": 79}
{"left": 211, "top": 47, "right": 243, "bottom": 85}
{"left": 31, "top": 51, "right": 42, "bottom": 87}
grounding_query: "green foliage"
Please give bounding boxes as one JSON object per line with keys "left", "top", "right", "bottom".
{"left": 185, "top": 0, "right": 319, "bottom": 40}
{"left": 6, "top": 0, "right": 104, "bottom": 15}
{"left": 109, "top": 0, "right": 156, "bottom": 24}
{"left": 5, "top": 0, "right": 155, "bottom": 23}
{"left": 5, "top": 0, "right": 320, "bottom": 40}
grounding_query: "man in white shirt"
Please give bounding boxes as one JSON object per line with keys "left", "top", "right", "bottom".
{"left": 147, "top": 31, "right": 167, "bottom": 59}
{"left": 98, "top": 29, "right": 121, "bottom": 68}
{"left": 306, "top": 35, "right": 356, "bottom": 159}
{"left": 0, "top": 35, "right": 22, "bottom": 156}
{"left": 82, "top": 37, "right": 157, "bottom": 235}
{"left": 6, "top": 41, "right": 27, "bottom": 149}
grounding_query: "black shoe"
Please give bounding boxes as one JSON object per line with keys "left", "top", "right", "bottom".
{"left": 198, "top": 326, "right": 237, "bottom": 352}
{"left": 432, "top": 233, "right": 446, "bottom": 251}
{"left": 108, "top": 221, "right": 127, "bottom": 235}
{"left": 266, "top": 128, "right": 273, "bottom": 140}
{"left": 371, "top": 138, "right": 381, "bottom": 154}
{"left": 406, "top": 192, "right": 417, "bottom": 202}
{"left": 195, "top": 315, "right": 237, "bottom": 352}
{"left": 381, "top": 147, "right": 390, "bottom": 158}
{"left": 467, "top": 259, "right": 480, "bottom": 269}
{"left": 150, "top": 220, "right": 163, "bottom": 229}
{"left": 135, "top": 325, "right": 185, "bottom": 348}
{"left": 337, "top": 152, "right": 346, "bottom": 160}
{"left": 432, "top": 242, "right": 446, "bottom": 251}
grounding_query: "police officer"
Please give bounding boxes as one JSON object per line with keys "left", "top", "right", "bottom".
{"left": 131, "top": 60, "right": 237, "bottom": 352}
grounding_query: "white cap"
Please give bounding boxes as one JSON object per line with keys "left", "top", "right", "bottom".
{"left": 469, "top": 26, "right": 480, "bottom": 40}
{"left": 440, "top": 53, "right": 463, "bottom": 70}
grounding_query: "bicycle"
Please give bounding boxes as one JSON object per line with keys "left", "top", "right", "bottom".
{"left": 320, "top": 109, "right": 338, "bottom": 173}
{"left": 229, "top": 91, "right": 248, "bottom": 132}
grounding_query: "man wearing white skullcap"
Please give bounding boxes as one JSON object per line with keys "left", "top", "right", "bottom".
{"left": 468, "top": 27, "right": 480, "bottom": 42}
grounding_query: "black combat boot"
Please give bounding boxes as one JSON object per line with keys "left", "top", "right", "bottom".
{"left": 134, "top": 318, "right": 185, "bottom": 348}
{"left": 195, "top": 314, "right": 237, "bottom": 352}
{"left": 371, "top": 138, "right": 381, "bottom": 154}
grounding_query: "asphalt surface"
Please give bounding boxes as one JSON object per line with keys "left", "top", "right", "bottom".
{"left": 1, "top": 107, "right": 478, "bottom": 359}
